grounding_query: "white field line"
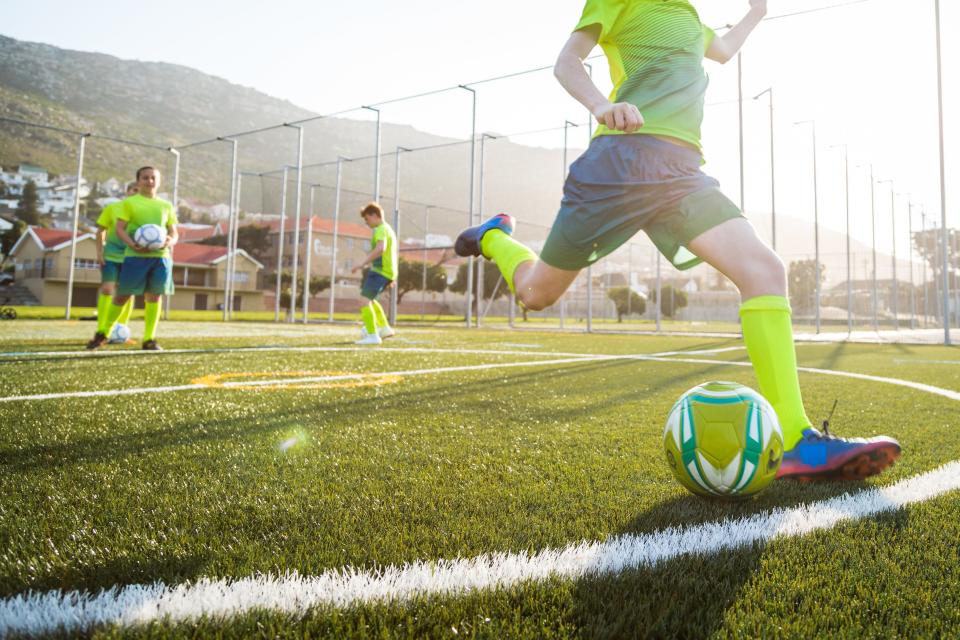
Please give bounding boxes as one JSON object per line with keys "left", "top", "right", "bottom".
{"left": 2, "top": 460, "right": 959, "bottom": 637}
{"left": 0, "top": 355, "right": 622, "bottom": 403}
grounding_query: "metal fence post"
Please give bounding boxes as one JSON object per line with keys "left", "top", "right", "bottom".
{"left": 274, "top": 166, "right": 289, "bottom": 323}
{"left": 65, "top": 133, "right": 89, "bottom": 320}
{"left": 287, "top": 125, "right": 305, "bottom": 323}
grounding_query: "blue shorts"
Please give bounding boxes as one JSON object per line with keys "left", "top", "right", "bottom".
{"left": 361, "top": 270, "right": 392, "bottom": 300}
{"left": 541, "top": 134, "right": 743, "bottom": 272}
{"left": 101, "top": 260, "right": 123, "bottom": 284}
{"left": 116, "top": 256, "right": 174, "bottom": 296}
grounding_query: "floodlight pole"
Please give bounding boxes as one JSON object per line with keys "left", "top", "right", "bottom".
{"left": 795, "top": 120, "right": 820, "bottom": 333}
{"left": 329, "top": 156, "right": 350, "bottom": 322}
{"left": 879, "top": 179, "right": 897, "bottom": 329}
{"left": 362, "top": 106, "right": 382, "bottom": 201}
{"left": 303, "top": 187, "right": 315, "bottom": 324}
{"left": 477, "top": 133, "right": 497, "bottom": 328}
{"left": 754, "top": 88, "right": 776, "bottom": 250}
{"left": 65, "top": 133, "right": 89, "bottom": 320}
{"left": 274, "top": 165, "right": 289, "bottom": 323}
{"left": 561, "top": 120, "right": 580, "bottom": 330}
{"left": 655, "top": 251, "right": 662, "bottom": 332}
{"left": 422, "top": 205, "right": 434, "bottom": 321}
{"left": 905, "top": 197, "right": 916, "bottom": 330}
{"left": 922, "top": 208, "right": 929, "bottom": 327}
{"left": 859, "top": 163, "right": 879, "bottom": 331}
{"left": 221, "top": 138, "right": 239, "bottom": 321}
{"left": 831, "top": 144, "right": 852, "bottom": 335}
{"left": 286, "top": 124, "right": 305, "bottom": 323}
{"left": 459, "top": 85, "right": 477, "bottom": 329}
{"left": 228, "top": 171, "right": 243, "bottom": 320}
{"left": 390, "top": 147, "right": 409, "bottom": 325}
{"left": 935, "top": 0, "right": 951, "bottom": 344}
{"left": 585, "top": 62, "right": 595, "bottom": 333}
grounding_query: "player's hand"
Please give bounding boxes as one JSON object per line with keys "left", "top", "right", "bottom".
{"left": 749, "top": 0, "right": 767, "bottom": 15}
{"left": 593, "top": 102, "right": 644, "bottom": 133}
{"left": 97, "top": 256, "right": 105, "bottom": 267}
{"left": 132, "top": 243, "right": 150, "bottom": 254}
{"left": 351, "top": 265, "right": 361, "bottom": 274}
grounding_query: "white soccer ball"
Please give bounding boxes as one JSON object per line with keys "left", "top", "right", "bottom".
{"left": 108, "top": 323, "right": 131, "bottom": 344}
{"left": 134, "top": 224, "right": 166, "bottom": 250}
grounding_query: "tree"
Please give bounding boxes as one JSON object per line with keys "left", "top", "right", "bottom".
{"left": 650, "top": 284, "right": 688, "bottom": 318}
{"left": 199, "top": 225, "right": 273, "bottom": 261}
{"left": 607, "top": 287, "right": 646, "bottom": 322}
{"left": 177, "top": 204, "right": 194, "bottom": 223}
{"left": 788, "top": 259, "right": 825, "bottom": 313}
{"left": 0, "top": 219, "right": 26, "bottom": 263}
{"left": 277, "top": 270, "right": 330, "bottom": 310}
{"left": 15, "top": 180, "right": 39, "bottom": 226}
{"left": 450, "top": 260, "right": 508, "bottom": 314}
{"left": 396, "top": 257, "right": 447, "bottom": 304}
{"left": 82, "top": 188, "right": 101, "bottom": 220}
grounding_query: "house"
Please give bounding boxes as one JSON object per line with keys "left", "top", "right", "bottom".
{"left": 261, "top": 217, "right": 373, "bottom": 281}
{"left": 176, "top": 223, "right": 227, "bottom": 243}
{"left": 8, "top": 226, "right": 264, "bottom": 311}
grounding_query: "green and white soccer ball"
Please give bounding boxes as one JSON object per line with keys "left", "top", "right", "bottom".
{"left": 663, "top": 381, "right": 783, "bottom": 499}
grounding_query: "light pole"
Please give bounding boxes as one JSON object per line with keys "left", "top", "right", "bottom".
{"left": 831, "top": 144, "right": 852, "bottom": 334}
{"left": 561, "top": 120, "right": 580, "bottom": 330}
{"left": 795, "top": 120, "right": 820, "bottom": 333}
{"left": 459, "top": 84, "right": 477, "bottom": 329}
{"left": 935, "top": 0, "right": 950, "bottom": 344}
{"left": 274, "top": 165, "right": 289, "bottom": 323}
{"left": 878, "top": 179, "right": 898, "bottom": 329}
{"left": 904, "top": 196, "right": 916, "bottom": 330}
{"left": 753, "top": 88, "right": 776, "bottom": 250}
{"left": 421, "top": 205, "right": 435, "bottom": 321}
{"left": 361, "top": 106, "right": 381, "bottom": 201}
{"left": 922, "top": 207, "right": 929, "bottom": 327}
{"left": 329, "top": 156, "right": 351, "bottom": 322}
{"left": 477, "top": 133, "right": 496, "bottom": 328}
{"left": 285, "top": 124, "right": 305, "bottom": 323}
{"left": 858, "top": 163, "right": 879, "bottom": 331}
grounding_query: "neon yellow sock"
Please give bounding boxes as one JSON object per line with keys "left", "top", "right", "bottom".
{"left": 143, "top": 300, "right": 161, "bottom": 342}
{"left": 740, "top": 295, "right": 812, "bottom": 450}
{"left": 117, "top": 297, "right": 134, "bottom": 325}
{"left": 102, "top": 300, "right": 125, "bottom": 336}
{"left": 371, "top": 300, "right": 389, "bottom": 329}
{"left": 361, "top": 305, "right": 376, "bottom": 334}
{"left": 479, "top": 229, "right": 537, "bottom": 294}
{"left": 96, "top": 293, "right": 112, "bottom": 334}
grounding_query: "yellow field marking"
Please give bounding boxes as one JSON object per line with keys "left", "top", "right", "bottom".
{"left": 190, "top": 370, "right": 403, "bottom": 391}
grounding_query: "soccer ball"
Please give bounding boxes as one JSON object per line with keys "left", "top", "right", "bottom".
{"left": 108, "top": 323, "right": 131, "bottom": 344}
{"left": 133, "top": 224, "right": 166, "bottom": 250}
{"left": 663, "top": 381, "right": 783, "bottom": 499}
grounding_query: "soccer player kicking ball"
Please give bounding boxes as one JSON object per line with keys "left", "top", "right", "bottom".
{"left": 351, "top": 202, "right": 397, "bottom": 346}
{"left": 89, "top": 181, "right": 138, "bottom": 347}
{"left": 455, "top": 0, "right": 901, "bottom": 481}
{"left": 87, "top": 166, "right": 178, "bottom": 351}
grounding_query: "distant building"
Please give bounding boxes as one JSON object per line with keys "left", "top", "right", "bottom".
{"left": 8, "top": 226, "right": 263, "bottom": 310}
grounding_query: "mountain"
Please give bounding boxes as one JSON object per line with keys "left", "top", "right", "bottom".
{"left": 0, "top": 33, "right": 918, "bottom": 285}
{"left": 0, "top": 33, "right": 568, "bottom": 244}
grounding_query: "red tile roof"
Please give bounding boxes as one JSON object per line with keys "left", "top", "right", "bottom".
{"left": 31, "top": 227, "right": 81, "bottom": 249}
{"left": 176, "top": 226, "right": 220, "bottom": 242}
{"left": 257, "top": 217, "right": 372, "bottom": 239}
{"left": 172, "top": 242, "right": 229, "bottom": 266}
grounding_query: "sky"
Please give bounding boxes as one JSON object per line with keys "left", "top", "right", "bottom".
{"left": 2, "top": 0, "right": 958, "bottom": 279}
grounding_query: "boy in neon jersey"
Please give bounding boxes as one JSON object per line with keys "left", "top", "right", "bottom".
{"left": 455, "top": 0, "right": 900, "bottom": 481}
{"left": 87, "top": 166, "right": 178, "bottom": 351}
{"left": 89, "top": 181, "right": 138, "bottom": 346}
{"left": 351, "top": 202, "right": 397, "bottom": 346}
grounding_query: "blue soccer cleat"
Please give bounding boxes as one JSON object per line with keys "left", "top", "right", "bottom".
{"left": 454, "top": 213, "right": 516, "bottom": 258}
{"left": 777, "top": 426, "right": 901, "bottom": 481}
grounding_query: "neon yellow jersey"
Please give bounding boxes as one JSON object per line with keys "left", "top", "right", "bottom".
{"left": 575, "top": 0, "right": 715, "bottom": 150}
{"left": 370, "top": 222, "right": 397, "bottom": 281}
{"left": 118, "top": 194, "right": 178, "bottom": 259}
{"left": 95, "top": 200, "right": 128, "bottom": 263}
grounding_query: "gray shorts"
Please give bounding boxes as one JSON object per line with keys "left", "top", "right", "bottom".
{"left": 540, "top": 134, "right": 743, "bottom": 271}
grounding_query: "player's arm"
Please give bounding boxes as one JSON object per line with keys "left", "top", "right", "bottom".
{"left": 352, "top": 241, "right": 385, "bottom": 273}
{"left": 705, "top": 0, "right": 767, "bottom": 64}
{"left": 163, "top": 222, "right": 179, "bottom": 249}
{"left": 554, "top": 25, "right": 643, "bottom": 133}
{"left": 116, "top": 220, "right": 149, "bottom": 254}
{"left": 95, "top": 226, "right": 106, "bottom": 266}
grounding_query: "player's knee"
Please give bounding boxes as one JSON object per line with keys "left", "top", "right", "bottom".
{"left": 517, "top": 288, "right": 557, "bottom": 312}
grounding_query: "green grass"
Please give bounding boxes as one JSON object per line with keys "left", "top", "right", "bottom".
{"left": 1, "top": 322, "right": 959, "bottom": 638}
